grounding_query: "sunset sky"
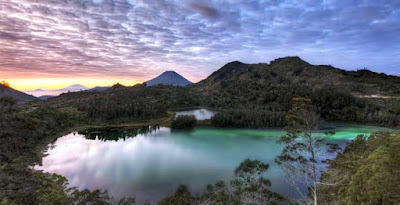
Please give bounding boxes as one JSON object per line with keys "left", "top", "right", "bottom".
{"left": 1, "top": 0, "right": 400, "bottom": 90}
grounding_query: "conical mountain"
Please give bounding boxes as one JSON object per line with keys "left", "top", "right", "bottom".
{"left": 146, "top": 71, "right": 192, "bottom": 87}
{"left": 55, "top": 84, "right": 88, "bottom": 91}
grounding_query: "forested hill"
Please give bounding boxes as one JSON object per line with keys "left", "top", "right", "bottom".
{"left": 196, "top": 56, "right": 400, "bottom": 127}
{"left": 197, "top": 56, "right": 400, "bottom": 96}
{"left": 41, "top": 56, "right": 400, "bottom": 127}
{"left": 0, "top": 84, "right": 37, "bottom": 105}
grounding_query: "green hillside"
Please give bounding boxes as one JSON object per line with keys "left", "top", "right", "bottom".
{"left": 42, "top": 57, "right": 400, "bottom": 127}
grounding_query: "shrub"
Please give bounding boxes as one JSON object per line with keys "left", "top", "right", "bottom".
{"left": 171, "top": 115, "right": 197, "bottom": 129}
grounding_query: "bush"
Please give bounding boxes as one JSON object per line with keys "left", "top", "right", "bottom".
{"left": 171, "top": 115, "right": 197, "bottom": 129}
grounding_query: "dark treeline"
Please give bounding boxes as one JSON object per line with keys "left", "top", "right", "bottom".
{"left": 171, "top": 115, "right": 197, "bottom": 129}
{"left": 211, "top": 110, "right": 286, "bottom": 128}
{"left": 42, "top": 82, "right": 400, "bottom": 128}
{"left": 206, "top": 85, "right": 399, "bottom": 128}
{"left": 311, "top": 88, "right": 399, "bottom": 126}
{"left": 43, "top": 84, "right": 203, "bottom": 122}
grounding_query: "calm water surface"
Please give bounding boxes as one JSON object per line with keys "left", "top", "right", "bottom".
{"left": 35, "top": 124, "right": 389, "bottom": 204}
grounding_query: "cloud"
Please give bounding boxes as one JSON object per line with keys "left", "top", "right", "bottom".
{"left": 0, "top": 0, "right": 399, "bottom": 84}
{"left": 188, "top": 2, "right": 220, "bottom": 19}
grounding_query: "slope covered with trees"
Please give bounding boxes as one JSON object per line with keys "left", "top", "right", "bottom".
{"left": 0, "top": 82, "right": 37, "bottom": 105}
{"left": 42, "top": 84, "right": 203, "bottom": 122}
{"left": 40, "top": 57, "right": 400, "bottom": 128}
{"left": 196, "top": 57, "right": 400, "bottom": 127}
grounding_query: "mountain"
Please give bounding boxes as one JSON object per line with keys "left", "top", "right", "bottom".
{"left": 199, "top": 61, "right": 254, "bottom": 84}
{"left": 193, "top": 56, "right": 400, "bottom": 126}
{"left": 88, "top": 86, "right": 110, "bottom": 92}
{"left": 197, "top": 56, "right": 400, "bottom": 96}
{"left": 55, "top": 84, "right": 88, "bottom": 92}
{"left": 25, "top": 84, "right": 90, "bottom": 97}
{"left": 145, "top": 71, "right": 193, "bottom": 87}
{"left": 0, "top": 84, "right": 37, "bottom": 105}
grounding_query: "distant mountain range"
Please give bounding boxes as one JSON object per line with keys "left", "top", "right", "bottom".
{"left": 0, "top": 84, "right": 37, "bottom": 105}
{"left": 5, "top": 56, "right": 400, "bottom": 107}
{"left": 145, "top": 71, "right": 193, "bottom": 87}
{"left": 54, "top": 84, "right": 88, "bottom": 92}
{"left": 24, "top": 84, "right": 111, "bottom": 98}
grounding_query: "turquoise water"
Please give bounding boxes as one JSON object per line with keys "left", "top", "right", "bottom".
{"left": 35, "top": 124, "right": 390, "bottom": 204}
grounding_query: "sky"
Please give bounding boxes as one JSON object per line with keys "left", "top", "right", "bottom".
{"left": 1, "top": 0, "right": 400, "bottom": 90}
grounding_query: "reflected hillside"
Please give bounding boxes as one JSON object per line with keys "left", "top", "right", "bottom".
{"left": 79, "top": 125, "right": 161, "bottom": 141}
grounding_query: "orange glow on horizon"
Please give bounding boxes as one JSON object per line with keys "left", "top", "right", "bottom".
{"left": 4, "top": 78, "right": 142, "bottom": 91}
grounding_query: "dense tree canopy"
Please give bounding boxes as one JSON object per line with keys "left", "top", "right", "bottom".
{"left": 319, "top": 132, "right": 400, "bottom": 205}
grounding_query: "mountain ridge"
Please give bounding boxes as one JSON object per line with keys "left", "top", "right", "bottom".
{"left": 0, "top": 84, "right": 37, "bottom": 105}
{"left": 197, "top": 56, "right": 400, "bottom": 96}
{"left": 146, "top": 71, "right": 193, "bottom": 87}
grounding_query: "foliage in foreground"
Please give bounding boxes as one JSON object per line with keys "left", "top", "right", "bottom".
{"left": 319, "top": 131, "right": 400, "bottom": 205}
{"left": 275, "top": 97, "right": 340, "bottom": 205}
{"left": 159, "top": 159, "right": 288, "bottom": 205}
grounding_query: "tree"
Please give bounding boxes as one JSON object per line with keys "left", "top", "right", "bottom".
{"left": 0, "top": 96, "right": 16, "bottom": 113}
{"left": 158, "top": 185, "right": 194, "bottom": 205}
{"left": 230, "top": 159, "right": 285, "bottom": 204}
{"left": 275, "top": 97, "right": 339, "bottom": 205}
{"left": 171, "top": 115, "right": 197, "bottom": 129}
{"left": 159, "top": 159, "right": 287, "bottom": 205}
{"left": 0, "top": 80, "right": 10, "bottom": 87}
{"left": 319, "top": 132, "right": 400, "bottom": 204}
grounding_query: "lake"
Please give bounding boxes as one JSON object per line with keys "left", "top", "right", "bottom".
{"left": 35, "top": 124, "right": 390, "bottom": 204}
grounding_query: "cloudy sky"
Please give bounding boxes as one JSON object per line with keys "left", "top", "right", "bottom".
{"left": 1, "top": 0, "right": 400, "bottom": 89}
